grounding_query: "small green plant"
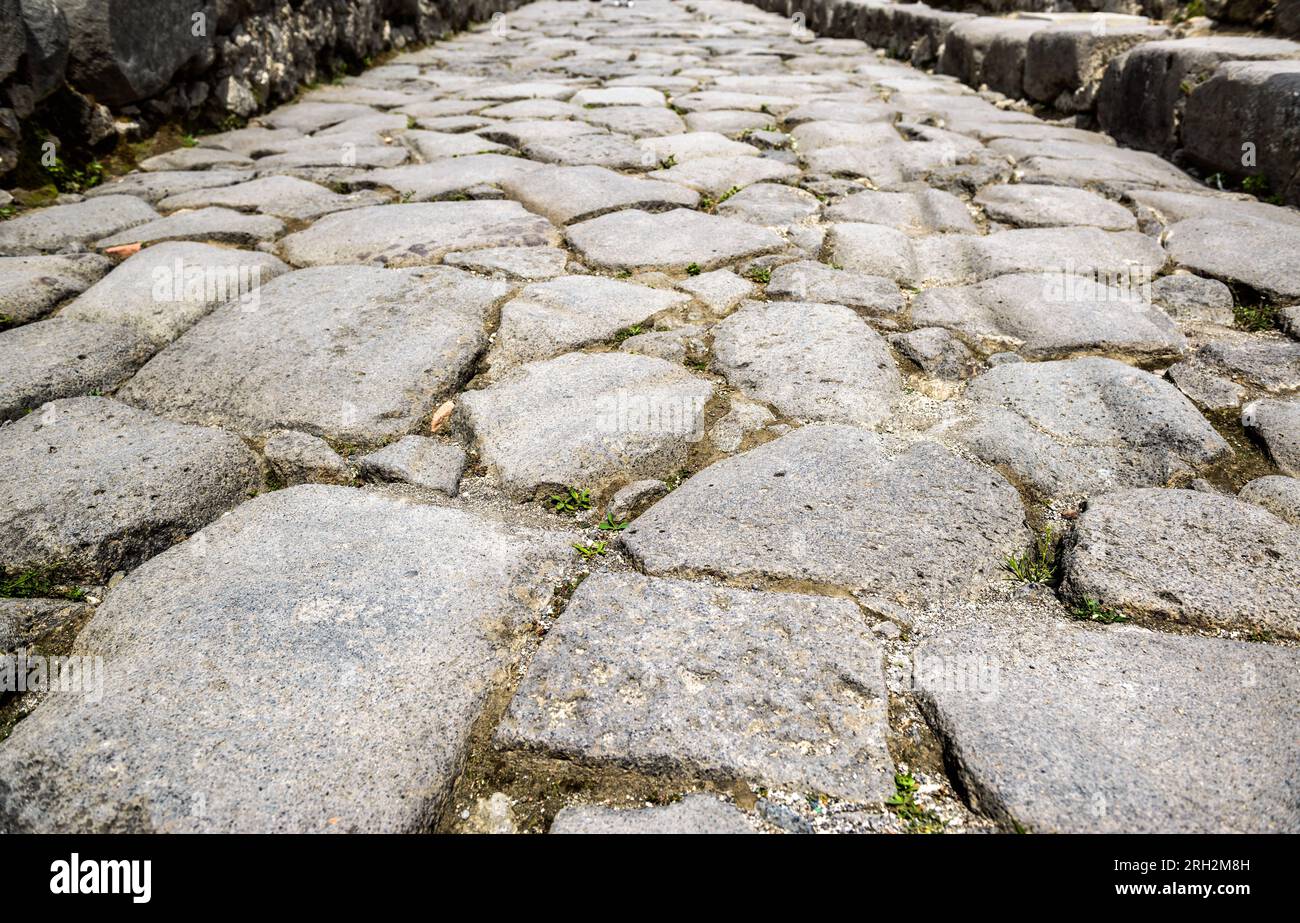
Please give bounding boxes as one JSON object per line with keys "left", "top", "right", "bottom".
{"left": 615, "top": 269, "right": 632, "bottom": 279}
{"left": 698, "top": 195, "right": 716, "bottom": 210}
{"left": 716, "top": 185, "right": 742, "bottom": 204}
{"left": 45, "top": 157, "right": 104, "bottom": 194}
{"left": 887, "top": 772, "right": 945, "bottom": 834}
{"left": 1241, "top": 174, "right": 1284, "bottom": 205}
{"left": 597, "top": 513, "right": 629, "bottom": 531}
{"left": 613, "top": 323, "right": 644, "bottom": 343}
{"left": 1002, "top": 528, "right": 1058, "bottom": 584}
{"left": 1233, "top": 300, "right": 1277, "bottom": 332}
{"left": 1, "top": 568, "right": 87, "bottom": 602}
{"left": 180, "top": 133, "right": 198, "bottom": 148}
{"left": 685, "top": 262, "right": 701, "bottom": 276}
{"left": 549, "top": 486, "right": 592, "bottom": 514}
{"left": 746, "top": 266, "right": 771, "bottom": 284}
{"left": 573, "top": 540, "right": 608, "bottom": 558}
{"left": 0, "top": 205, "right": 15, "bottom": 220}
{"left": 1070, "top": 598, "right": 1128, "bottom": 624}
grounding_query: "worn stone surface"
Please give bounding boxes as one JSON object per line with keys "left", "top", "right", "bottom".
{"left": 550, "top": 795, "right": 760, "bottom": 835}
{"left": 357, "top": 436, "right": 467, "bottom": 495}
{"left": 917, "top": 619, "right": 1300, "bottom": 832}
{"left": 491, "top": 275, "right": 687, "bottom": 371}
{"left": 262, "top": 430, "right": 352, "bottom": 487}
{"left": 974, "top": 184, "right": 1136, "bottom": 231}
{"left": 0, "top": 253, "right": 111, "bottom": 324}
{"left": 1150, "top": 273, "right": 1235, "bottom": 327}
{"left": 1242, "top": 398, "right": 1300, "bottom": 477}
{"left": 910, "top": 273, "right": 1185, "bottom": 360}
{"left": 95, "top": 207, "right": 284, "bottom": 250}
{"left": 765, "top": 260, "right": 904, "bottom": 323}
{"left": 119, "top": 267, "right": 496, "bottom": 446}
{"left": 497, "top": 572, "right": 895, "bottom": 802}
{"left": 566, "top": 209, "right": 784, "bottom": 273}
{"left": 460, "top": 352, "right": 713, "bottom": 499}
{"left": 712, "top": 300, "right": 901, "bottom": 426}
{"left": 675, "top": 268, "right": 753, "bottom": 315}
{"left": 61, "top": 242, "right": 290, "bottom": 344}
{"left": 157, "top": 175, "right": 388, "bottom": 221}
{"left": 0, "top": 196, "right": 157, "bottom": 255}
{"left": 826, "top": 188, "right": 977, "bottom": 235}
{"left": 624, "top": 425, "right": 1027, "bottom": 607}
{"left": 1164, "top": 216, "right": 1300, "bottom": 302}
{"left": 0, "top": 486, "right": 574, "bottom": 832}
{"left": 0, "top": 317, "right": 154, "bottom": 421}
{"left": 890, "top": 327, "right": 979, "bottom": 382}
{"left": 956, "top": 358, "right": 1231, "bottom": 500}
{"left": 500, "top": 164, "right": 697, "bottom": 225}
{"left": 1239, "top": 476, "right": 1300, "bottom": 525}
{"left": 279, "top": 201, "right": 559, "bottom": 269}
{"left": 1061, "top": 488, "right": 1300, "bottom": 638}
{"left": 0, "top": 397, "right": 258, "bottom": 581}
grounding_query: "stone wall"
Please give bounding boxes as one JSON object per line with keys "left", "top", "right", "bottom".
{"left": 0, "top": 0, "right": 528, "bottom": 182}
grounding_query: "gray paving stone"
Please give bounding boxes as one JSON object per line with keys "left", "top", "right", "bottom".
{"left": 85, "top": 171, "right": 255, "bottom": 205}
{"left": 263, "top": 101, "right": 380, "bottom": 133}
{"left": 0, "top": 485, "right": 575, "bottom": 832}
{"left": 915, "top": 227, "right": 1168, "bottom": 286}
{"left": 765, "top": 260, "right": 905, "bottom": 325}
{"left": 624, "top": 424, "right": 1027, "bottom": 607}
{"left": 638, "top": 131, "right": 760, "bottom": 164}
{"left": 712, "top": 300, "right": 901, "bottom": 426}
{"left": 0, "top": 253, "right": 111, "bottom": 324}
{"left": 1239, "top": 475, "right": 1300, "bottom": 525}
{"left": 910, "top": 272, "right": 1185, "bottom": 360}
{"left": 500, "top": 164, "right": 697, "bottom": 225}
{"left": 0, "top": 396, "right": 258, "bottom": 581}
{"left": 1242, "top": 397, "right": 1300, "bottom": 477}
{"left": 974, "top": 184, "right": 1137, "bottom": 231}
{"left": 61, "top": 242, "right": 290, "bottom": 344}
{"left": 566, "top": 209, "right": 784, "bottom": 273}
{"left": 403, "top": 129, "right": 509, "bottom": 160}
{"left": 139, "top": 148, "right": 254, "bottom": 172}
{"left": 890, "top": 327, "right": 980, "bottom": 382}
{"left": 826, "top": 187, "right": 977, "bottom": 235}
{"left": 647, "top": 155, "right": 800, "bottom": 197}
{"left": 1165, "top": 216, "right": 1300, "bottom": 302}
{"left": 580, "top": 105, "right": 686, "bottom": 138}
{"left": 156, "top": 175, "right": 389, "bottom": 221}
{"left": 1194, "top": 338, "right": 1300, "bottom": 394}
{"left": 497, "top": 571, "right": 895, "bottom": 802}
{"left": 0, "top": 196, "right": 158, "bottom": 255}
{"left": 1062, "top": 488, "right": 1300, "bottom": 638}
{"left": 443, "top": 246, "right": 568, "bottom": 280}
{"left": 714, "top": 182, "right": 820, "bottom": 226}
{"left": 118, "top": 266, "right": 497, "bottom": 446}
{"left": 357, "top": 436, "right": 467, "bottom": 495}
{"left": 95, "top": 207, "right": 284, "bottom": 250}
{"left": 523, "top": 132, "right": 648, "bottom": 170}
{"left": 262, "top": 430, "right": 352, "bottom": 486}
{"left": 675, "top": 268, "right": 754, "bottom": 316}
{"left": 491, "top": 275, "right": 688, "bottom": 371}
{"left": 956, "top": 358, "right": 1231, "bottom": 500}
{"left": 0, "top": 598, "right": 93, "bottom": 658}
{"left": 279, "top": 201, "right": 559, "bottom": 268}
{"left": 917, "top": 618, "right": 1300, "bottom": 832}
{"left": 0, "top": 317, "right": 154, "bottom": 421}
{"left": 1165, "top": 359, "right": 1247, "bottom": 412}
{"left": 459, "top": 352, "right": 713, "bottom": 499}
{"left": 550, "top": 795, "right": 760, "bottom": 835}
{"left": 1150, "top": 273, "right": 1235, "bottom": 327}
{"left": 358, "top": 154, "right": 545, "bottom": 201}
{"left": 606, "top": 479, "right": 669, "bottom": 522}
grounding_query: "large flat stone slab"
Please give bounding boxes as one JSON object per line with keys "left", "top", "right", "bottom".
{"left": 1061, "top": 488, "right": 1300, "bottom": 638}
{"left": 490, "top": 275, "right": 688, "bottom": 370}
{"left": 975, "top": 183, "right": 1137, "bottom": 231}
{"left": 499, "top": 164, "right": 697, "bottom": 225}
{"left": 0, "top": 397, "right": 258, "bottom": 581}
{"left": 0, "top": 485, "right": 575, "bottom": 832}
{"left": 497, "top": 572, "right": 895, "bottom": 802}
{"left": 279, "top": 201, "right": 559, "bottom": 268}
{"left": 1243, "top": 398, "right": 1300, "bottom": 477}
{"left": 624, "top": 424, "right": 1027, "bottom": 607}
{"left": 157, "top": 175, "right": 389, "bottom": 221}
{"left": 459, "top": 352, "right": 713, "bottom": 499}
{"left": 1164, "top": 216, "right": 1300, "bottom": 302}
{"left": 956, "top": 358, "right": 1231, "bottom": 500}
{"left": 0, "top": 196, "right": 158, "bottom": 255}
{"left": 912, "top": 227, "right": 1167, "bottom": 286}
{"left": 94, "top": 207, "right": 284, "bottom": 249}
{"left": 825, "top": 188, "right": 977, "bottom": 235}
{"left": 917, "top": 619, "right": 1300, "bottom": 832}
{"left": 61, "top": 242, "right": 290, "bottom": 344}
{"left": 0, "top": 317, "right": 154, "bottom": 421}
{"left": 712, "top": 300, "right": 902, "bottom": 426}
{"left": 566, "top": 209, "right": 784, "bottom": 273}
{"left": 118, "top": 266, "right": 497, "bottom": 446}
{"left": 0, "top": 254, "right": 112, "bottom": 324}
{"left": 765, "top": 260, "right": 904, "bottom": 324}
{"left": 910, "top": 273, "right": 1186, "bottom": 360}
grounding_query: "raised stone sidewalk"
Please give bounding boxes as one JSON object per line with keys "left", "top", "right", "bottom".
{"left": 1, "top": 0, "right": 1298, "bottom": 835}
